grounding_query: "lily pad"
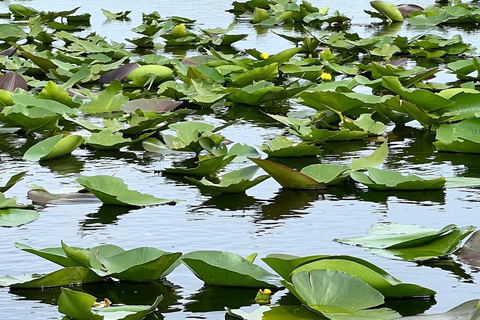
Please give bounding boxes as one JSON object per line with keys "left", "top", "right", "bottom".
{"left": 434, "top": 118, "right": 480, "bottom": 153}
{"left": 249, "top": 157, "right": 326, "bottom": 190}
{"left": 283, "top": 269, "right": 399, "bottom": 320}
{"left": 335, "top": 223, "right": 476, "bottom": 261}
{"left": 58, "top": 288, "right": 162, "bottom": 320}
{"left": 162, "top": 121, "right": 225, "bottom": 153}
{"left": 457, "top": 230, "right": 480, "bottom": 267}
{"left": 182, "top": 250, "right": 282, "bottom": 288}
{"left": 76, "top": 175, "right": 175, "bottom": 207}
{"left": 0, "top": 172, "right": 26, "bottom": 193}
{"left": 291, "top": 257, "right": 435, "bottom": 298}
{"left": 260, "top": 136, "right": 322, "bottom": 158}
{"left": 163, "top": 155, "right": 235, "bottom": 177}
{"left": 186, "top": 166, "right": 269, "bottom": 196}
{"left": 0, "top": 267, "right": 103, "bottom": 288}
{"left": 350, "top": 168, "right": 446, "bottom": 190}
{"left": 23, "top": 134, "right": 84, "bottom": 162}
{"left": 0, "top": 208, "right": 38, "bottom": 227}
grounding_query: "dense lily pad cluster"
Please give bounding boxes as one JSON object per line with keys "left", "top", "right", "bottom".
{"left": 1, "top": 0, "right": 480, "bottom": 319}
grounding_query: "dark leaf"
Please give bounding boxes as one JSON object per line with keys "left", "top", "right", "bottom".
{"left": 99, "top": 62, "right": 139, "bottom": 85}
{"left": 0, "top": 73, "right": 28, "bottom": 92}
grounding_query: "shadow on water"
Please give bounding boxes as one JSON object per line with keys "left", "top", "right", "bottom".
{"left": 184, "top": 285, "right": 258, "bottom": 312}
{"left": 40, "top": 155, "right": 85, "bottom": 175}
{"left": 9, "top": 279, "right": 182, "bottom": 313}
{"left": 195, "top": 193, "right": 260, "bottom": 211}
{"left": 80, "top": 205, "right": 136, "bottom": 230}
{"left": 417, "top": 258, "right": 474, "bottom": 282}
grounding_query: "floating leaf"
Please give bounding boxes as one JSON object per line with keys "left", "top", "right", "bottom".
{"left": 249, "top": 157, "right": 326, "bottom": 190}
{"left": 283, "top": 269, "right": 399, "bottom": 319}
{"left": 85, "top": 130, "right": 132, "bottom": 150}
{"left": 79, "top": 80, "right": 129, "bottom": 114}
{"left": 99, "top": 62, "right": 139, "bottom": 85}
{"left": 121, "top": 98, "right": 182, "bottom": 114}
{"left": 182, "top": 250, "right": 281, "bottom": 288}
{"left": 76, "top": 175, "right": 175, "bottom": 207}
{"left": 58, "top": 288, "right": 162, "bottom": 320}
{"left": 0, "top": 172, "right": 26, "bottom": 193}
{"left": 0, "top": 72, "right": 28, "bottom": 92}
{"left": 0, "top": 24, "right": 27, "bottom": 42}
{"left": 260, "top": 136, "right": 322, "bottom": 158}
{"left": 335, "top": 223, "right": 476, "bottom": 261}
{"left": 23, "top": 134, "right": 84, "bottom": 162}
{"left": 186, "top": 166, "right": 269, "bottom": 196}
{"left": 350, "top": 167, "right": 446, "bottom": 190}
{"left": 0, "top": 208, "right": 38, "bottom": 227}
{"left": 164, "top": 155, "right": 235, "bottom": 177}
{"left": 434, "top": 118, "right": 480, "bottom": 153}
{"left": 457, "top": 230, "right": 480, "bottom": 267}
{"left": 0, "top": 267, "right": 102, "bottom": 288}
{"left": 292, "top": 257, "right": 435, "bottom": 298}
{"left": 370, "top": 1, "right": 404, "bottom": 22}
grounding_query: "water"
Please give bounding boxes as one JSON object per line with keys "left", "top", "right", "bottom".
{"left": 1, "top": 0, "right": 480, "bottom": 319}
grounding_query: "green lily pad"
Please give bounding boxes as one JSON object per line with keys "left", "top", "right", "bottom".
{"left": 283, "top": 269, "right": 399, "bottom": 320}
{"left": 0, "top": 208, "right": 38, "bottom": 227}
{"left": 260, "top": 136, "right": 322, "bottom": 157}
{"left": 226, "top": 305, "right": 327, "bottom": 320}
{"left": 186, "top": 166, "right": 269, "bottom": 196}
{"left": 182, "top": 250, "right": 282, "bottom": 288}
{"left": 262, "top": 253, "right": 330, "bottom": 281}
{"left": 335, "top": 223, "right": 476, "bottom": 261}
{"left": 58, "top": 288, "right": 162, "bottom": 320}
{"left": 434, "top": 118, "right": 480, "bottom": 153}
{"left": 85, "top": 130, "right": 132, "bottom": 150}
{"left": 292, "top": 257, "right": 435, "bottom": 298}
{"left": 299, "top": 164, "right": 351, "bottom": 186}
{"left": 403, "top": 299, "right": 480, "bottom": 320}
{"left": 23, "top": 134, "right": 84, "bottom": 162}
{"left": 249, "top": 157, "right": 326, "bottom": 190}
{"left": 231, "top": 63, "right": 278, "bottom": 87}
{"left": 0, "top": 171, "right": 26, "bottom": 193}
{"left": 0, "top": 267, "right": 103, "bottom": 288}
{"left": 79, "top": 80, "right": 129, "bottom": 114}
{"left": 76, "top": 175, "right": 175, "bottom": 207}
{"left": 350, "top": 168, "right": 446, "bottom": 190}
{"left": 164, "top": 155, "right": 235, "bottom": 177}
{"left": 370, "top": 1, "right": 404, "bottom": 22}
{"left": 0, "top": 24, "right": 27, "bottom": 42}
{"left": 162, "top": 121, "right": 225, "bottom": 153}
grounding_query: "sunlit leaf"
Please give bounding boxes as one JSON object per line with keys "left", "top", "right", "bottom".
{"left": 76, "top": 175, "right": 175, "bottom": 207}
{"left": 23, "top": 134, "right": 84, "bottom": 162}
{"left": 182, "top": 250, "right": 282, "bottom": 288}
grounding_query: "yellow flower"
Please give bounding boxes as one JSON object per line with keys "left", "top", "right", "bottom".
{"left": 321, "top": 72, "right": 332, "bottom": 81}
{"left": 260, "top": 52, "right": 269, "bottom": 60}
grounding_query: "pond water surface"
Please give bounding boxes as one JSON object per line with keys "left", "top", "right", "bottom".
{"left": 0, "top": 0, "right": 480, "bottom": 319}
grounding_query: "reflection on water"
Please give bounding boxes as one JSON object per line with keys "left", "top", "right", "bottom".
{"left": 195, "top": 194, "right": 260, "bottom": 212}
{"left": 40, "top": 155, "right": 85, "bottom": 175}
{"left": 258, "top": 189, "right": 320, "bottom": 221}
{"left": 80, "top": 205, "right": 135, "bottom": 230}
{"left": 10, "top": 279, "right": 182, "bottom": 313}
{"left": 185, "top": 285, "right": 258, "bottom": 312}
{"left": 383, "top": 298, "right": 437, "bottom": 317}
{"left": 417, "top": 258, "right": 474, "bottom": 282}
{"left": 358, "top": 189, "right": 446, "bottom": 206}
